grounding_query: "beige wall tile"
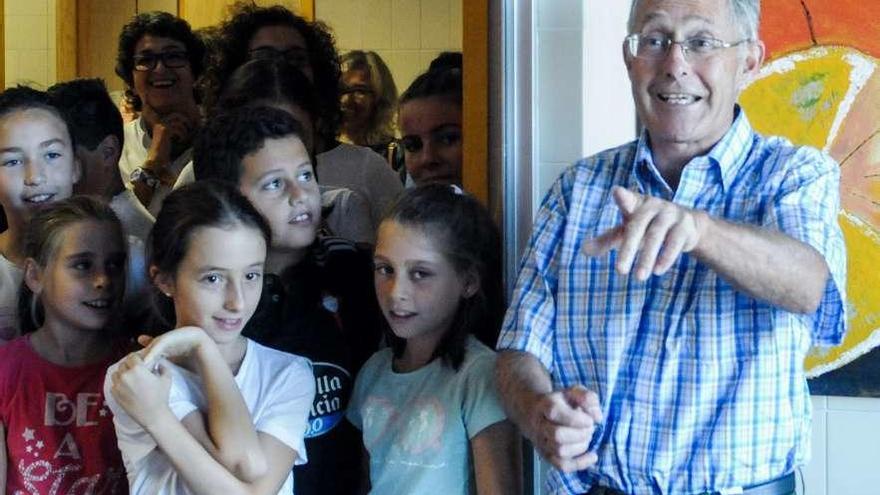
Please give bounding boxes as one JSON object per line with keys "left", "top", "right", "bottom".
{"left": 5, "top": 15, "right": 49, "bottom": 51}
{"left": 5, "top": 50, "right": 21, "bottom": 88}
{"left": 138, "top": 0, "right": 179, "bottom": 14}
{"left": 391, "top": 0, "right": 420, "bottom": 49}
{"left": 419, "top": 0, "right": 449, "bottom": 49}
{"left": 5, "top": 0, "right": 48, "bottom": 17}
{"left": 361, "top": 0, "right": 392, "bottom": 49}
{"left": 389, "top": 49, "right": 421, "bottom": 92}
{"left": 449, "top": 0, "right": 462, "bottom": 49}
{"left": 17, "top": 49, "right": 50, "bottom": 87}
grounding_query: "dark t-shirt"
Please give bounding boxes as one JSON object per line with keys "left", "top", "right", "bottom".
{"left": 244, "top": 236, "right": 383, "bottom": 495}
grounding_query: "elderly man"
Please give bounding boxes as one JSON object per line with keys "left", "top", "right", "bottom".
{"left": 496, "top": 1, "right": 846, "bottom": 494}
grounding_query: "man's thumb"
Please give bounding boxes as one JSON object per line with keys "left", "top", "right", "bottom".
{"left": 612, "top": 186, "right": 641, "bottom": 216}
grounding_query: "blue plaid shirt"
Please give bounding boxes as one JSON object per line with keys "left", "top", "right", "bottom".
{"left": 499, "top": 109, "right": 846, "bottom": 495}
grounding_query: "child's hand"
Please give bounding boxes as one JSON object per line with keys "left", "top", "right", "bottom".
{"left": 138, "top": 326, "right": 210, "bottom": 367}
{"left": 110, "top": 353, "right": 172, "bottom": 430}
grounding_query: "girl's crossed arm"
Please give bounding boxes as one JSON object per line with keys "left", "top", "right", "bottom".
{"left": 137, "top": 328, "right": 266, "bottom": 481}
{"left": 110, "top": 354, "right": 295, "bottom": 495}
{"left": 110, "top": 327, "right": 302, "bottom": 494}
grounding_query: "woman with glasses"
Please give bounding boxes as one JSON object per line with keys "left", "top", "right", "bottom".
{"left": 200, "top": 2, "right": 402, "bottom": 232}
{"left": 338, "top": 50, "right": 399, "bottom": 163}
{"left": 115, "top": 11, "right": 205, "bottom": 217}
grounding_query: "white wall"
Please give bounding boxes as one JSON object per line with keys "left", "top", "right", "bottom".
{"left": 315, "top": 0, "right": 461, "bottom": 101}
{"left": 4, "top": 0, "right": 56, "bottom": 88}
{"left": 526, "top": 2, "right": 879, "bottom": 494}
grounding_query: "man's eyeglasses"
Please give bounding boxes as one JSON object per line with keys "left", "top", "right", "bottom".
{"left": 133, "top": 51, "right": 190, "bottom": 71}
{"left": 625, "top": 34, "right": 752, "bottom": 62}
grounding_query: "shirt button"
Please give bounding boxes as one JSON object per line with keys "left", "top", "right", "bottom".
{"left": 271, "top": 294, "right": 280, "bottom": 302}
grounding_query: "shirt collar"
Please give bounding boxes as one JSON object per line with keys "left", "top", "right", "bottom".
{"left": 633, "top": 105, "right": 754, "bottom": 193}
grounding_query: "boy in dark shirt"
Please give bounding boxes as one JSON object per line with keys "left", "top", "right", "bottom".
{"left": 192, "top": 105, "right": 382, "bottom": 495}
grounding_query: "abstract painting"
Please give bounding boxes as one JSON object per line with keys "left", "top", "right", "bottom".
{"left": 740, "top": 1, "right": 880, "bottom": 396}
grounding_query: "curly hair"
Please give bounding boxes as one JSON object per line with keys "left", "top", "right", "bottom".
{"left": 340, "top": 50, "right": 398, "bottom": 146}
{"left": 379, "top": 184, "right": 503, "bottom": 370}
{"left": 192, "top": 105, "right": 308, "bottom": 185}
{"left": 203, "top": 2, "right": 342, "bottom": 147}
{"left": 115, "top": 11, "right": 206, "bottom": 111}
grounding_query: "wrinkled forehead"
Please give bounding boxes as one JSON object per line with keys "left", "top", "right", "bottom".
{"left": 631, "top": 0, "right": 735, "bottom": 35}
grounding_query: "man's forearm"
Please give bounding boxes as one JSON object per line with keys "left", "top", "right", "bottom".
{"left": 694, "top": 214, "right": 829, "bottom": 314}
{"left": 495, "top": 351, "right": 553, "bottom": 431}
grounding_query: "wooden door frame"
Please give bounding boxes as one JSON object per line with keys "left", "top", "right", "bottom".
{"left": 462, "top": 0, "right": 490, "bottom": 204}
{"left": 56, "top": 0, "right": 78, "bottom": 83}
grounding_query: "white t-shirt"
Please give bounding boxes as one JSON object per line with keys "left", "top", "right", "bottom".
{"left": 109, "top": 190, "right": 153, "bottom": 309}
{"left": 110, "top": 189, "right": 154, "bottom": 244}
{"left": 105, "top": 339, "right": 315, "bottom": 495}
{"left": 0, "top": 253, "right": 23, "bottom": 343}
{"left": 118, "top": 117, "right": 193, "bottom": 217}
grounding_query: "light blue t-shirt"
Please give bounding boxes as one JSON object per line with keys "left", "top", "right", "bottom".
{"left": 347, "top": 336, "right": 506, "bottom": 495}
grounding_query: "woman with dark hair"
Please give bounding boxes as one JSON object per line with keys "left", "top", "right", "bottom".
{"left": 398, "top": 51, "right": 464, "bottom": 186}
{"left": 115, "top": 11, "right": 205, "bottom": 217}
{"left": 203, "top": 2, "right": 402, "bottom": 227}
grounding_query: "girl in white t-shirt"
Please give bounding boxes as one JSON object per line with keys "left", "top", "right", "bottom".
{"left": 0, "top": 86, "right": 81, "bottom": 343}
{"left": 348, "top": 185, "right": 521, "bottom": 494}
{"left": 105, "top": 180, "right": 315, "bottom": 494}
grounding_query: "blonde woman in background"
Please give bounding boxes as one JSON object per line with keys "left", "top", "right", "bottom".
{"left": 339, "top": 50, "right": 399, "bottom": 163}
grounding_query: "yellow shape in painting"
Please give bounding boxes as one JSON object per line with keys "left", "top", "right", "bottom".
{"left": 743, "top": 46, "right": 880, "bottom": 376}
{"left": 741, "top": 48, "right": 853, "bottom": 149}
{"left": 804, "top": 214, "right": 880, "bottom": 376}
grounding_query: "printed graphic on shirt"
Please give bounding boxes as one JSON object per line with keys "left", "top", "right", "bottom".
{"left": 10, "top": 392, "right": 125, "bottom": 495}
{"left": 362, "top": 396, "right": 447, "bottom": 468}
{"left": 304, "top": 362, "right": 351, "bottom": 438}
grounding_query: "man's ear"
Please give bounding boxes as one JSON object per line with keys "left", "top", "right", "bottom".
{"left": 150, "top": 266, "right": 175, "bottom": 298}
{"left": 99, "top": 135, "right": 122, "bottom": 169}
{"left": 737, "top": 40, "right": 765, "bottom": 90}
{"left": 23, "top": 258, "right": 44, "bottom": 295}
{"left": 623, "top": 39, "right": 634, "bottom": 71}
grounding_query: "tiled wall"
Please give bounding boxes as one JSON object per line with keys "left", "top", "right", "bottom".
{"left": 4, "top": 0, "right": 56, "bottom": 88}
{"left": 530, "top": 2, "right": 880, "bottom": 494}
{"left": 315, "top": 0, "right": 461, "bottom": 100}
{"left": 532, "top": 0, "right": 634, "bottom": 208}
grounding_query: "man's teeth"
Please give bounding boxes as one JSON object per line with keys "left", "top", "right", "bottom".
{"left": 391, "top": 310, "right": 414, "bottom": 317}
{"left": 293, "top": 213, "right": 310, "bottom": 222}
{"left": 659, "top": 93, "right": 698, "bottom": 104}
{"left": 84, "top": 300, "right": 110, "bottom": 309}
{"left": 151, "top": 80, "right": 174, "bottom": 87}
{"left": 25, "top": 194, "right": 53, "bottom": 204}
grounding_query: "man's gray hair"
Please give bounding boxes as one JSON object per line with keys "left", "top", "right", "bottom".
{"left": 627, "top": 0, "right": 760, "bottom": 40}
